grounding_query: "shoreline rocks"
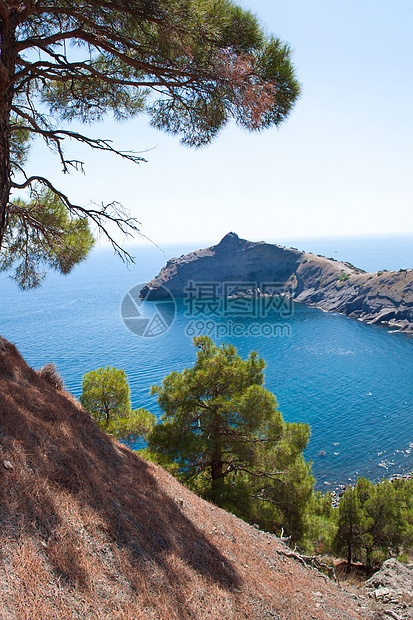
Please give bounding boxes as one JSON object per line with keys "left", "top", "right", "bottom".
{"left": 328, "top": 470, "right": 413, "bottom": 508}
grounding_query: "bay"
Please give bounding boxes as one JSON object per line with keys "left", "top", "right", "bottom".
{"left": 1, "top": 233, "right": 413, "bottom": 492}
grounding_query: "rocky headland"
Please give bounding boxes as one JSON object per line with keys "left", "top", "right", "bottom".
{"left": 141, "top": 232, "right": 413, "bottom": 333}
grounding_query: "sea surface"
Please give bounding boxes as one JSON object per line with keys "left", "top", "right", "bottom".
{"left": 1, "top": 233, "right": 413, "bottom": 492}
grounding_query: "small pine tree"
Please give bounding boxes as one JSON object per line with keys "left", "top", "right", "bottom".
{"left": 80, "top": 367, "right": 154, "bottom": 441}
{"left": 334, "top": 477, "right": 408, "bottom": 566}
{"left": 333, "top": 485, "right": 362, "bottom": 565}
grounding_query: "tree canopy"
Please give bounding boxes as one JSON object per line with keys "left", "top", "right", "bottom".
{"left": 0, "top": 0, "right": 300, "bottom": 286}
{"left": 0, "top": 187, "right": 94, "bottom": 288}
{"left": 147, "top": 336, "right": 313, "bottom": 540}
{"left": 80, "top": 366, "right": 155, "bottom": 442}
{"left": 333, "top": 477, "right": 410, "bottom": 566}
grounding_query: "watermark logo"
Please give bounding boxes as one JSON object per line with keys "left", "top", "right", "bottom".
{"left": 121, "top": 281, "right": 293, "bottom": 339}
{"left": 184, "top": 281, "right": 294, "bottom": 319}
{"left": 184, "top": 319, "right": 291, "bottom": 339}
{"left": 183, "top": 281, "right": 293, "bottom": 339}
{"left": 121, "top": 284, "right": 176, "bottom": 338}
{"left": 184, "top": 281, "right": 293, "bottom": 319}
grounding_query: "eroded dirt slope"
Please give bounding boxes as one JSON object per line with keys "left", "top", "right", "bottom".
{"left": 0, "top": 336, "right": 372, "bottom": 619}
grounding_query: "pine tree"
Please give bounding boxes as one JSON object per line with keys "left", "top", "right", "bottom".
{"left": 148, "top": 336, "right": 313, "bottom": 540}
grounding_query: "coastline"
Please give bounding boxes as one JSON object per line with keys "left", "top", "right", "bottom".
{"left": 141, "top": 233, "right": 413, "bottom": 335}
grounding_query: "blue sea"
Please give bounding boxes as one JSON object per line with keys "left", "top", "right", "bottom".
{"left": 1, "top": 233, "right": 413, "bottom": 492}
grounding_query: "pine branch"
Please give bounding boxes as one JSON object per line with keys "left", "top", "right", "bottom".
{"left": 11, "top": 105, "right": 147, "bottom": 171}
{"left": 16, "top": 28, "right": 85, "bottom": 52}
{"left": 10, "top": 175, "right": 140, "bottom": 262}
{"left": 275, "top": 549, "right": 337, "bottom": 583}
{"left": 15, "top": 56, "right": 165, "bottom": 89}
{"left": 231, "top": 466, "right": 285, "bottom": 481}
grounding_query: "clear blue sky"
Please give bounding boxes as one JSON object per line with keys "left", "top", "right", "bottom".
{"left": 27, "top": 0, "right": 413, "bottom": 246}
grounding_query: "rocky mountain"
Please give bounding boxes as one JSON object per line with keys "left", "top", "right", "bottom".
{"left": 141, "top": 233, "right": 413, "bottom": 333}
{"left": 0, "top": 335, "right": 372, "bottom": 619}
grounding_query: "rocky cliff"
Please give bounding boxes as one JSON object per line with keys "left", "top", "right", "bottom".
{"left": 141, "top": 233, "right": 413, "bottom": 333}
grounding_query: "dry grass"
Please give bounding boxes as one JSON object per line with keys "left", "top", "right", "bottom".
{"left": 37, "top": 362, "right": 65, "bottom": 391}
{"left": 0, "top": 337, "right": 373, "bottom": 619}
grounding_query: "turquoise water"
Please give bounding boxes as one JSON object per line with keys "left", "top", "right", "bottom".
{"left": 1, "top": 234, "right": 413, "bottom": 491}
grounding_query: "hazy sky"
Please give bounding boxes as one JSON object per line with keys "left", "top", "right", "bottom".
{"left": 28, "top": 0, "right": 413, "bottom": 246}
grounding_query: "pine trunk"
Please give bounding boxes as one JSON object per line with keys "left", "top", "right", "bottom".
{"left": 211, "top": 412, "right": 223, "bottom": 489}
{"left": 0, "top": 11, "right": 17, "bottom": 251}
{"left": 347, "top": 542, "right": 352, "bottom": 567}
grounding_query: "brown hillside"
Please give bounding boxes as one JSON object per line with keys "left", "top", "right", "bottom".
{"left": 0, "top": 336, "right": 372, "bottom": 620}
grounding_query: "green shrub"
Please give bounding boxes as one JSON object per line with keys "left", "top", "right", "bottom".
{"left": 80, "top": 366, "right": 155, "bottom": 441}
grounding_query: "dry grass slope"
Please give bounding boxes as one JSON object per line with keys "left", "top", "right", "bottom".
{"left": 0, "top": 337, "right": 372, "bottom": 619}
